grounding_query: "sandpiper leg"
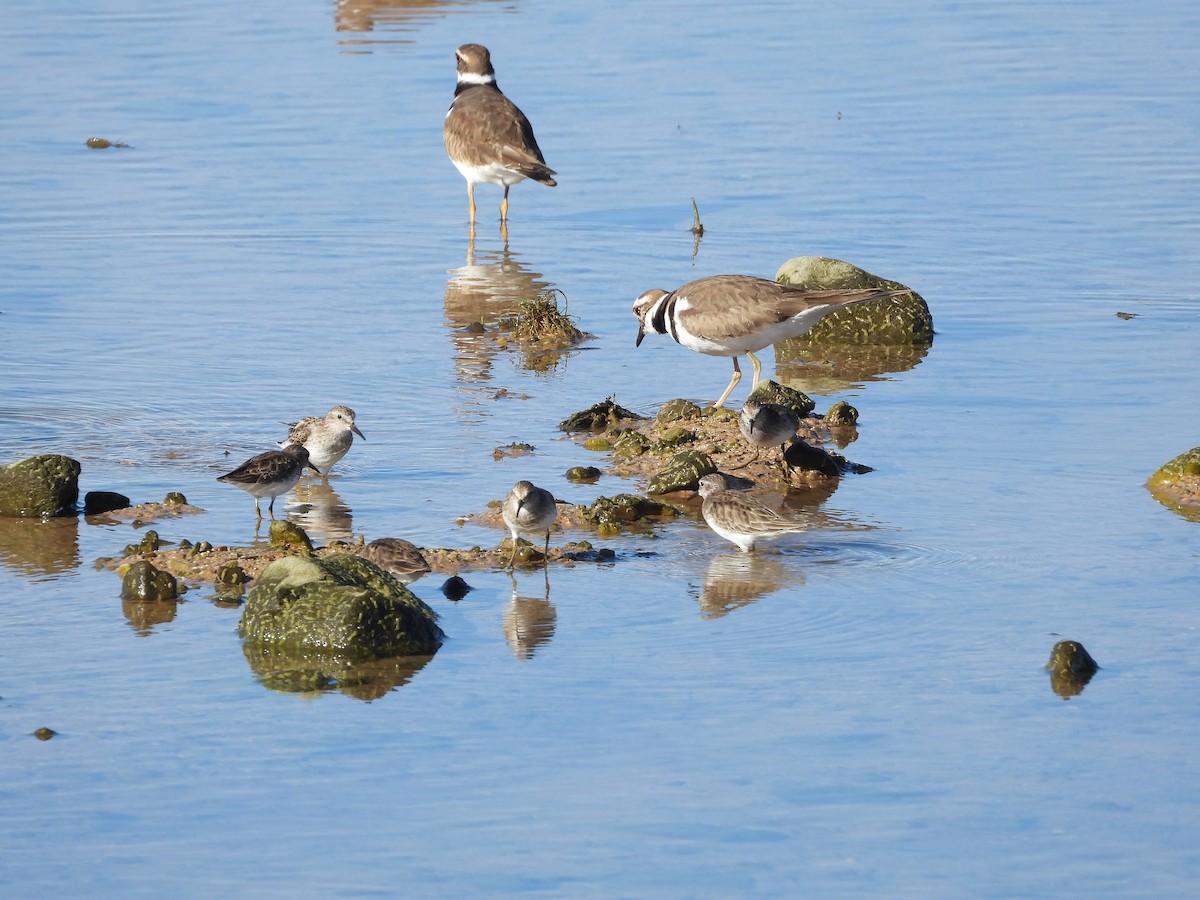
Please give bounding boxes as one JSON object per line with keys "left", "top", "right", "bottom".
{"left": 500, "top": 185, "right": 510, "bottom": 222}
{"left": 254, "top": 498, "right": 262, "bottom": 520}
{"left": 467, "top": 183, "right": 477, "bottom": 226}
{"left": 712, "top": 357, "right": 743, "bottom": 408}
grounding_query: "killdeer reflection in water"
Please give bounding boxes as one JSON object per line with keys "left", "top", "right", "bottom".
{"left": 739, "top": 396, "right": 800, "bottom": 464}
{"left": 218, "top": 444, "right": 317, "bottom": 520}
{"left": 443, "top": 43, "right": 557, "bottom": 230}
{"left": 501, "top": 480, "right": 558, "bottom": 568}
{"left": 633, "top": 275, "right": 896, "bottom": 407}
{"left": 279, "top": 405, "right": 364, "bottom": 476}
{"left": 696, "top": 473, "right": 810, "bottom": 553}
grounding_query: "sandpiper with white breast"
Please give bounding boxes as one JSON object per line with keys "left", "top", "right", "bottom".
{"left": 443, "top": 43, "right": 557, "bottom": 228}
{"left": 501, "top": 480, "right": 558, "bottom": 568}
{"left": 279, "top": 405, "right": 364, "bottom": 476}
{"left": 739, "top": 396, "right": 800, "bottom": 463}
{"left": 633, "top": 275, "right": 896, "bottom": 407}
{"left": 696, "top": 473, "right": 810, "bottom": 553}
{"left": 218, "top": 444, "right": 317, "bottom": 520}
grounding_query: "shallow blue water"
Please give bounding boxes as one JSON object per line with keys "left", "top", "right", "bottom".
{"left": 1, "top": 0, "right": 1199, "bottom": 896}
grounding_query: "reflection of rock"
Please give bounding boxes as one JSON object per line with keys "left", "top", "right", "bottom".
{"left": 243, "top": 643, "right": 437, "bottom": 701}
{"left": 0, "top": 454, "right": 80, "bottom": 517}
{"left": 240, "top": 555, "right": 443, "bottom": 659}
{"left": 1046, "top": 640, "right": 1099, "bottom": 700}
{"left": 774, "top": 256, "right": 933, "bottom": 393}
{"left": 0, "top": 516, "right": 80, "bottom": 577}
{"left": 1145, "top": 446, "right": 1200, "bottom": 522}
{"left": 122, "top": 595, "right": 178, "bottom": 635}
{"left": 288, "top": 479, "right": 354, "bottom": 544}
{"left": 445, "top": 238, "right": 552, "bottom": 382}
{"left": 503, "top": 576, "right": 556, "bottom": 659}
{"left": 697, "top": 553, "right": 800, "bottom": 618}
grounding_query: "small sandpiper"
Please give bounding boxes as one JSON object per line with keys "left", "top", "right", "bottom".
{"left": 443, "top": 43, "right": 557, "bottom": 228}
{"left": 739, "top": 396, "right": 800, "bottom": 463}
{"left": 359, "top": 537, "right": 431, "bottom": 585}
{"left": 501, "top": 480, "right": 558, "bottom": 567}
{"left": 218, "top": 444, "right": 317, "bottom": 520}
{"left": 280, "top": 405, "right": 364, "bottom": 476}
{"left": 696, "top": 473, "right": 810, "bottom": 553}
{"left": 633, "top": 275, "right": 896, "bottom": 407}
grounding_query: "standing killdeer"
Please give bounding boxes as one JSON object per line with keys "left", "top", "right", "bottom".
{"left": 279, "top": 405, "right": 364, "bottom": 476}
{"left": 443, "top": 43, "right": 557, "bottom": 228}
{"left": 218, "top": 444, "right": 317, "bottom": 520}
{"left": 501, "top": 480, "right": 558, "bottom": 567}
{"left": 633, "top": 275, "right": 895, "bottom": 407}
{"left": 696, "top": 473, "right": 810, "bottom": 553}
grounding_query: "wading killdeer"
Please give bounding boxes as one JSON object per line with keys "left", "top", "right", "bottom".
{"left": 696, "top": 473, "right": 810, "bottom": 553}
{"left": 443, "top": 43, "right": 557, "bottom": 228}
{"left": 633, "top": 275, "right": 895, "bottom": 407}
{"left": 501, "top": 480, "right": 558, "bottom": 567}
{"left": 218, "top": 444, "right": 317, "bottom": 520}
{"left": 279, "top": 405, "right": 364, "bottom": 476}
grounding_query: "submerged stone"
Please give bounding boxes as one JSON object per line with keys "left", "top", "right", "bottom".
{"left": 1046, "top": 639, "right": 1099, "bottom": 699}
{"left": 121, "top": 560, "right": 179, "bottom": 602}
{"left": 775, "top": 256, "right": 934, "bottom": 343}
{"left": 239, "top": 554, "right": 443, "bottom": 659}
{"left": 565, "top": 466, "right": 602, "bottom": 484}
{"left": 0, "top": 454, "right": 81, "bottom": 517}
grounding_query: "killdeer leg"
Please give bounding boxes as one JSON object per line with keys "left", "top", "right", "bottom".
{"left": 467, "top": 183, "right": 477, "bottom": 226}
{"left": 712, "top": 357, "right": 743, "bottom": 408}
{"left": 746, "top": 350, "right": 764, "bottom": 390}
{"left": 500, "top": 185, "right": 510, "bottom": 222}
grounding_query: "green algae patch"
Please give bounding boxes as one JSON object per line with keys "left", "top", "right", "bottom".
{"left": 239, "top": 554, "right": 443, "bottom": 660}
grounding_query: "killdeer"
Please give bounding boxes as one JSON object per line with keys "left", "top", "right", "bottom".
{"left": 696, "top": 473, "right": 809, "bottom": 553}
{"left": 739, "top": 397, "right": 800, "bottom": 462}
{"left": 218, "top": 444, "right": 317, "bottom": 520}
{"left": 443, "top": 43, "right": 557, "bottom": 228}
{"left": 501, "top": 480, "right": 558, "bottom": 567}
{"left": 633, "top": 275, "right": 895, "bottom": 407}
{"left": 279, "top": 405, "right": 364, "bottom": 476}
{"left": 359, "top": 537, "right": 431, "bottom": 586}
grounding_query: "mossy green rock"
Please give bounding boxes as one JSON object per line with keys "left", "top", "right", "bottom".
{"left": 559, "top": 399, "right": 645, "bottom": 432}
{"left": 647, "top": 450, "right": 718, "bottom": 494}
{"left": 583, "top": 494, "right": 676, "bottom": 535}
{"left": 656, "top": 399, "right": 702, "bottom": 423}
{"left": 0, "top": 454, "right": 81, "bottom": 517}
{"left": 121, "top": 560, "right": 179, "bottom": 602}
{"left": 239, "top": 554, "right": 443, "bottom": 659}
{"left": 1148, "top": 446, "right": 1200, "bottom": 484}
{"left": 745, "top": 380, "right": 816, "bottom": 417}
{"left": 1146, "top": 446, "right": 1200, "bottom": 521}
{"left": 775, "top": 256, "right": 933, "bottom": 343}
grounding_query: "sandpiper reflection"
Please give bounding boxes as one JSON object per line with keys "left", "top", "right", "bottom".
{"left": 697, "top": 553, "right": 803, "bottom": 619}
{"left": 445, "top": 235, "right": 552, "bottom": 382}
{"left": 288, "top": 479, "right": 354, "bottom": 545}
{"left": 503, "top": 572, "right": 556, "bottom": 659}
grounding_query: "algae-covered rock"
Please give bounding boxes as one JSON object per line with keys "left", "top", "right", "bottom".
{"left": 121, "top": 560, "right": 179, "bottom": 602}
{"left": 239, "top": 554, "right": 443, "bottom": 659}
{"left": 560, "top": 398, "right": 646, "bottom": 432}
{"left": 745, "top": 381, "right": 815, "bottom": 418}
{"left": 269, "top": 520, "right": 314, "bottom": 554}
{"left": 582, "top": 494, "right": 677, "bottom": 536}
{"left": 775, "top": 256, "right": 933, "bottom": 343}
{"left": 824, "top": 401, "right": 859, "bottom": 424}
{"left": 565, "top": 466, "right": 602, "bottom": 483}
{"left": 1146, "top": 446, "right": 1200, "bottom": 520}
{"left": 0, "top": 454, "right": 81, "bottom": 517}
{"left": 1046, "top": 639, "right": 1099, "bottom": 699}
{"left": 612, "top": 430, "right": 652, "bottom": 461}
{"left": 647, "top": 450, "right": 718, "bottom": 494}
{"left": 656, "top": 399, "right": 702, "bottom": 423}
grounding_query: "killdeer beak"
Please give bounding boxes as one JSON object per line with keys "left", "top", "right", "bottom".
{"left": 635, "top": 324, "right": 646, "bottom": 347}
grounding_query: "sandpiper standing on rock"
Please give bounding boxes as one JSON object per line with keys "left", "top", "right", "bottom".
{"left": 696, "top": 473, "right": 810, "bottom": 553}
{"left": 280, "top": 405, "right": 364, "bottom": 476}
{"left": 739, "top": 397, "right": 800, "bottom": 463}
{"left": 443, "top": 43, "right": 557, "bottom": 229}
{"left": 502, "top": 480, "right": 558, "bottom": 567}
{"left": 633, "top": 275, "right": 896, "bottom": 407}
{"left": 218, "top": 444, "right": 317, "bottom": 520}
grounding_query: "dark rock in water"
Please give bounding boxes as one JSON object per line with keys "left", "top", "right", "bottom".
{"left": 745, "top": 380, "right": 815, "bottom": 418}
{"left": 215, "top": 563, "right": 248, "bottom": 586}
{"left": 33, "top": 727, "right": 57, "bottom": 741}
{"left": 565, "top": 466, "right": 602, "bottom": 484}
{"left": 775, "top": 256, "right": 934, "bottom": 343}
{"left": 559, "top": 398, "right": 645, "bottom": 432}
{"left": 441, "top": 575, "right": 472, "bottom": 600}
{"left": 163, "top": 491, "right": 188, "bottom": 506}
{"left": 1046, "top": 639, "right": 1099, "bottom": 699}
{"left": 84, "top": 491, "right": 131, "bottom": 515}
{"left": 824, "top": 401, "right": 859, "bottom": 424}
{"left": 782, "top": 439, "right": 871, "bottom": 476}
{"left": 239, "top": 554, "right": 443, "bottom": 659}
{"left": 647, "top": 450, "right": 718, "bottom": 494}
{"left": 0, "top": 454, "right": 81, "bottom": 517}
{"left": 121, "top": 560, "right": 179, "bottom": 602}
{"left": 1146, "top": 446, "right": 1200, "bottom": 521}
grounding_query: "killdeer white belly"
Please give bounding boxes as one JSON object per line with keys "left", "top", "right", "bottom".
{"left": 443, "top": 43, "right": 557, "bottom": 228}
{"left": 633, "top": 274, "right": 895, "bottom": 407}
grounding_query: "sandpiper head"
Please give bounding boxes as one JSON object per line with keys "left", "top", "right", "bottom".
{"left": 633, "top": 289, "right": 669, "bottom": 346}
{"left": 697, "top": 473, "right": 730, "bottom": 498}
{"left": 328, "top": 405, "right": 365, "bottom": 440}
{"left": 455, "top": 43, "right": 495, "bottom": 83}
